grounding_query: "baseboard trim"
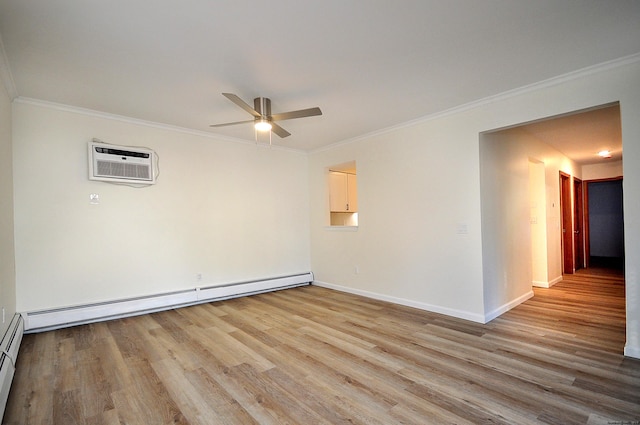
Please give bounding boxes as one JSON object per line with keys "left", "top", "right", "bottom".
{"left": 624, "top": 344, "right": 640, "bottom": 360}
{"left": 24, "top": 272, "right": 313, "bottom": 332}
{"left": 549, "top": 275, "right": 563, "bottom": 287}
{"left": 483, "top": 290, "right": 535, "bottom": 323}
{"left": 312, "top": 280, "right": 486, "bottom": 323}
{"left": 312, "top": 282, "right": 540, "bottom": 325}
{"left": 532, "top": 275, "right": 563, "bottom": 288}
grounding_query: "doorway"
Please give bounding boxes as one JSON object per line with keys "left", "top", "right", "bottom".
{"left": 479, "top": 103, "right": 624, "bottom": 314}
{"left": 584, "top": 178, "right": 624, "bottom": 273}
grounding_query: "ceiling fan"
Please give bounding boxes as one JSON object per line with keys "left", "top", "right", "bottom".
{"left": 210, "top": 93, "right": 322, "bottom": 138}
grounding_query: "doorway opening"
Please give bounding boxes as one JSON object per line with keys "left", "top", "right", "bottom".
{"left": 481, "top": 102, "right": 623, "bottom": 291}
{"left": 583, "top": 178, "right": 624, "bottom": 275}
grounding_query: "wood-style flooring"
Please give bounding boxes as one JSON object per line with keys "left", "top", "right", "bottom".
{"left": 4, "top": 271, "right": 639, "bottom": 424}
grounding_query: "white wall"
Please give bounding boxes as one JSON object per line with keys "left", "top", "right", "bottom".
{"left": 309, "top": 113, "right": 488, "bottom": 323}
{"left": 582, "top": 160, "right": 623, "bottom": 180}
{"left": 480, "top": 127, "right": 580, "bottom": 310}
{"left": 12, "top": 101, "right": 311, "bottom": 312}
{"left": 620, "top": 67, "right": 640, "bottom": 358}
{"left": 0, "top": 78, "right": 16, "bottom": 338}
{"left": 8, "top": 60, "right": 640, "bottom": 358}
{"left": 309, "top": 59, "right": 640, "bottom": 358}
{"left": 529, "top": 160, "right": 548, "bottom": 287}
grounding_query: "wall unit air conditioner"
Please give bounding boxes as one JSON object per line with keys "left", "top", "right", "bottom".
{"left": 88, "top": 141, "right": 156, "bottom": 184}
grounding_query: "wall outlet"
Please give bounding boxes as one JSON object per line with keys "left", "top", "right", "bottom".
{"left": 196, "top": 273, "right": 202, "bottom": 281}
{"left": 354, "top": 265, "right": 360, "bottom": 275}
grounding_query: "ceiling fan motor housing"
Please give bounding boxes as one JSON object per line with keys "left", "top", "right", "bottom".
{"left": 254, "top": 97, "right": 271, "bottom": 119}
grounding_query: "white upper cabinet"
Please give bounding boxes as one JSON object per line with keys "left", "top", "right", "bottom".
{"left": 329, "top": 171, "right": 357, "bottom": 212}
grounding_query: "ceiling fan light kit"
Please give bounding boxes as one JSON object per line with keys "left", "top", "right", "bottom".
{"left": 254, "top": 118, "right": 272, "bottom": 132}
{"left": 211, "top": 93, "right": 322, "bottom": 139}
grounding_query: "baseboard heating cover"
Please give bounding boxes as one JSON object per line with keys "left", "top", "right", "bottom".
{"left": 23, "top": 272, "right": 313, "bottom": 333}
{"left": 1, "top": 314, "right": 24, "bottom": 420}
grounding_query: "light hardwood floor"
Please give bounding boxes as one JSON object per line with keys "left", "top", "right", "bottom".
{"left": 4, "top": 272, "right": 639, "bottom": 424}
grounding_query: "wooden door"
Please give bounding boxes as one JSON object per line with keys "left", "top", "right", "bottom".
{"left": 573, "top": 178, "right": 584, "bottom": 270}
{"left": 560, "top": 172, "right": 574, "bottom": 274}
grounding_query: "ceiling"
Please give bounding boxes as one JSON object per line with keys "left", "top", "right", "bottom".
{"left": 517, "top": 104, "right": 622, "bottom": 165}
{"left": 0, "top": 1, "right": 639, "bottom": 155}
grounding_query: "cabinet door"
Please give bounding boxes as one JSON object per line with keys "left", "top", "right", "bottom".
{"left": 347, "top": 173, "right": 358, "bottom": 212}
{"left": 329, "top": 172, "right": 348, "bottom": 212}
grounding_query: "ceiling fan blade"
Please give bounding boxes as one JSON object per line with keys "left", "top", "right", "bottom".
{"left": 222, "top": 93, "right": 261, "bottom": 118}
{"left": 271, "top": 107, "right": 322, "bottom": 121}
{"left": 271, "top": 122, "right": 291, "bottom": 138}
{"left": 210, "top": 119, "right": 254, "bottom": 128}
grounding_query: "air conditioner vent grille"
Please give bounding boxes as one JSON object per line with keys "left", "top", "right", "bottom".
{"left": 96, "top": 160, "right": 151, "bottom": 180}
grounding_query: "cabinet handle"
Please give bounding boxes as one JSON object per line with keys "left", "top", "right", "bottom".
{"left": 346, "top": 203, "right": 349, "bottom": 211}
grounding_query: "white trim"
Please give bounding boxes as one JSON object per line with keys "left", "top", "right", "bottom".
{"left": 311, "top": 53, "right": 640, "bottom": 154}
{"left": 12, "top": 97, "right": 308, "bottom": 154}
{"left": 532, "top": 275, "right": 562, "bottom": 288}
{"left": 24, "top": 273, "right": 313, "bottom": 332}
{"left": 11, "top": 54, "right": 640, "bottom": 156}
{"left": 313, "top": 280, "right": 486, "bottom": 323}
{"left": 548, "top": 275, "right": 563, "bottom": 287}
{"left": 483, "top": 290, "right": 535, "bottom": 323}
{"left": 624, "top": 344, "right": 640, "bottom": 360}
{"left": 324, "top": 226, "right": 359, "bottom": 232}
{"left": 312, "top": 280, "right": 535, "bottom": 324}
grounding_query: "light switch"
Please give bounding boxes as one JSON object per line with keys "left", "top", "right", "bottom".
{"left": 90, "top": 193, "right": 100, "bottom": 204}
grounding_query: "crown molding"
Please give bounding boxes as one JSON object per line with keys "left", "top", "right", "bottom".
{"left": 311, "top": 53, "right": 640, "bottom": 154}
{"left": 9, "top": 51, "right": 640, "bottom": 155}
{"left": 13, "top": 97, "right": 307, "bottom": 154}
{"left": 0, "top": 34, "right": 18, "bottom": 100}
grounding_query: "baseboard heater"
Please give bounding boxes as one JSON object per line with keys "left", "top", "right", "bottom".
{"left": 1, "top": 314, "right": 24, "bottom": 420}
{"left": 24, "top": 272, "right": 313, "bottom": 333}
